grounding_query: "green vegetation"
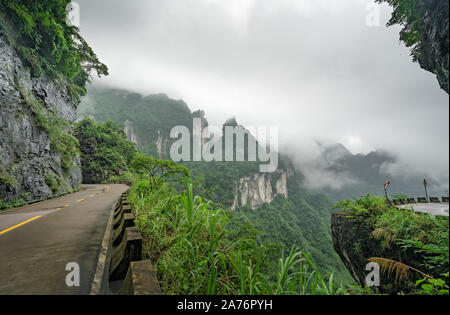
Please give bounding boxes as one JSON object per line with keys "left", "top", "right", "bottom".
{"left": 76, "top": 90, "right": 448, "bottom": 295}
{"left": 0, "top": 0, "right": 108, "bottom": 204}
{"left": 416, "top": 273, "right": 449, "bottom": 295}
{"left": 70, "top": 116, "right": 350, "bottom": 294}
{"left": 77, "top": 87, "right": 353, "bottom": 284}
{"left": 334, "top": 194, "right": 386, "bottom": 216}
{"left": 186, "top": 161, "right": 260, "bottom": 204}
{"left": 77, "top": 87, "right": 192, "bottom": 156}
{"left": 18, "top": 86, "right": 80, "bottom": 170}
{"left": 45, "top": 113, "right": 80, "bottom": 170}
{"left": 0, "top": 172, "right": 15, "bottom": 185}
{"left": 128, "top": 173, "right": 348, "bottom": 295}
{"left": 45, "top": 172, "right": 60, "bottom": 194}
{"left": 335, "top": 194, "right": 449, "bottom": 294}
{"left": 376, "top": 0, "right": 433, "bottom": 62}
{"left": 131, "top": 154, "right": 190, "bottom": 187}
{"left": 0, "top": 198, "right": 26, "bottom": 210}
{"left": 0, "top": 0, "right": 108, "bottom": 102}
{"left": 74, "top": 118, "right": 138, "bottom": 184}
{"left": 228, "top": 180, "right": 352, "bottom": 284}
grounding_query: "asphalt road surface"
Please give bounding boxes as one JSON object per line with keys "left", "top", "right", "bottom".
{"left": 0, "top": 184, "right": 128, "bottom": 295}
{"left": 397, "top": 202, "right": 449, "bottom": 217}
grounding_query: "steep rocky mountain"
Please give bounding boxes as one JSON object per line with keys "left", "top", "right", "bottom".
{"left": 77, "top": 86, "right": 353, "bottom": 283}
{"left": 77, "top": 86, "right": 193, "bottom": 159}
{"left": 331, "top": 206, "right": 449, "bottom": 294}
{"left": 231, "top": 169, "right": 293, "bottom": 210}
{"left": 77, "top": 85, "right": 295, "bottom": 209}
{"left": 0, "top": 29, "right": 81, "bottom": 203}
{"left": 0, "top": 2, "right": 107, "bottom": 206}
{"left": 299, "top": 143, "right": 448, "bottom": 202}
{"left": 417, "top": 0, "right": 449, "bottom": 93}
{"left": 377, "top": 0, "right": 449, "bottom": 93}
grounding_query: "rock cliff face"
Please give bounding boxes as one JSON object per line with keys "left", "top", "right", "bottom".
{"left": 418, "top": 0, "right": 449, "bottom": 94}
{"left": 124, "top": 119, "right": 139, "bottom": 147}
{"left": 155, "top": 130, "right": 170, "bottom": 159}
{"left": 0, "top": 33, "right": 82, "bottom": 203}
{"left": 231, "top": 169, "right": 293, "bottom": 210}
{"left": 331, "top": 212, "right": 437, "bottom": 294}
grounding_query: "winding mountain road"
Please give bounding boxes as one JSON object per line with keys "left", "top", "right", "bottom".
{"left": 398, "top": 202, "right": 449, "bottom": 217}
{"left": 0, "top": 184, "right": 128, "bottom": 295}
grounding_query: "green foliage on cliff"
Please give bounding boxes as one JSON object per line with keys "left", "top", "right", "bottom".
{"left": 45, "top": 113, "right": 80, "bottom": 170}
{"left": 334, "top": 194, "right": 386, "bottom": 216}
{"left": 376, "top": 0, "right": 433, "bottom": 61}
{"left": 19, "top": 87, "right": 80, "bottom": 170}
{"left": 374, "top": 207, "right": 449, "bottom": 274}
{"left": 0, "top": 0, "right": 108, "bottom": 102}
{"left": 74, "top": 118, "right": 137, "bottom": 184}
{"left": 336, "top": 194, "right": 449, "bottom": 292}
{"left": 78, "top": 87, "right": 192, "bottom": 156}
{"left": 0, "top": 172, "right": 14, "bottom": 185}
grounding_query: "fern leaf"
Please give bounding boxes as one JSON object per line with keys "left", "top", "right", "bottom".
{"left": 368, "top": 257, "right": 433, "bottom": 286}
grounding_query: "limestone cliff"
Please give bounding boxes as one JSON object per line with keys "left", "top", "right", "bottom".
{"left": 0, "top": 33, "right": 82, "bottom": 203}
{"left": 231, "top": 169, "right": 293, "bottom": 210}
{"left": 155, "top": 130, "right": 170, "bottom": 159}
{"left": 418, "top": 0, "right": 449, "bottom": 94}
{"left": 331, "top": 211, "right": 443, "bottom": 294}
{"left": 124, "top": 119, "right": 140, "bottom": 148}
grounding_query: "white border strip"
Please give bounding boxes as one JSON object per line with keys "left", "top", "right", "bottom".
{"left": 90, "top": 199, "right": 117, "bottom": 295}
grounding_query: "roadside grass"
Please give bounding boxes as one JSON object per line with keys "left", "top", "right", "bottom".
{"left": 130, "top": 177, "right": 347, "bottom": 295}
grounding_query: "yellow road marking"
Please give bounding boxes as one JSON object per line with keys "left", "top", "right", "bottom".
{"left": 64, "top": 204, "right": 70, "bottom": 207}
{"left": 0, "top": 216, "right": 41, "bottom": 235}
{"left": 89, "top": 194, "right": 95, "bottom": 198}
{"left": 76, "top": 198, "right": 85, "bottom": 202}
{"left": 56, "top": 208, "right": 62, "bottom": 211}
{"left": 98, "top": 191, "right": 103, "bottom": 194}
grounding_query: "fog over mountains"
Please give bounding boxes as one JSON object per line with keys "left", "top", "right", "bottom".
{"left": 75, "top": 0, "right": 448, "bottom": 197}
{"left": 79, "top": 85, "right": 449, "bottom": 201}
{"left": 284, "top": 143, "right": 448, "bottom": 201}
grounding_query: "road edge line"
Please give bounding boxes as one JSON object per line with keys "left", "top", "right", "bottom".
{"left": 90, "top": 198, "right": 116, "bottom": 295}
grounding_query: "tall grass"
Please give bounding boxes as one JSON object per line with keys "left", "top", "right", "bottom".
{"left": 130, "top": 179, "right": 345, "bottom": 295}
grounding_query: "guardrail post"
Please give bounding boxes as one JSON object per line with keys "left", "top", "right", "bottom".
{"left": 118, "top": 260, "right": 162, "bottom": 295}
{"left": 108, "top": 191, "right": 162, "bottom": 295}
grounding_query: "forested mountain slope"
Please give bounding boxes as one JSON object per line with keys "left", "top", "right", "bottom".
{"left": 77, "top": 85, "right": 352, "bottom": 283}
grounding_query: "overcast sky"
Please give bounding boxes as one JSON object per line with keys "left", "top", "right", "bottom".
{"left": 75, "top": 0, "right": 449, "bottom": 185}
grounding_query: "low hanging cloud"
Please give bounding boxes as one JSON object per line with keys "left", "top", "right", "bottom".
{"left": 76, "top": 0, "right": 449, "bottom": 188}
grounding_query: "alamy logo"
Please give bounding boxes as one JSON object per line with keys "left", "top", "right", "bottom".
{"left": 170, "top": 118, "right": 279, "bottom": 172}
{"left": 365, "top": 262, "right": 380, "bottom": 287}
{"left": 66, "top": 2, "right": 80, "bottom": 27}
{"left": 65, "top": 262, "right": 80, "bottom": 287}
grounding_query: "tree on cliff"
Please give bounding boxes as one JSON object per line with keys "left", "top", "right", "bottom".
{"left": 376, "top": 0, "right": 449, "bottom": 93}
{"left": 0, "top": 0, "right": 109, "bottom": 101}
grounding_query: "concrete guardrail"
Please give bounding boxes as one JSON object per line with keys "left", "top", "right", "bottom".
{"left": 388, "top": 196, "right": 449, "bottom": 207}
{"left": 108, "top": 191, "right": 161, "bottom": 295}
